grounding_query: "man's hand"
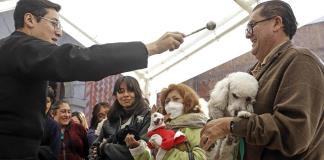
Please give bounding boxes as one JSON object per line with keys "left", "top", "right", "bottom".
{"left": 125, "top": 133, "right": 140, "bottom": 149}
{"left": 200, "top": 117, "right": 233, "bottom": 151}
{"left": 146, "top": 32, "right": 185, "bottom": 56}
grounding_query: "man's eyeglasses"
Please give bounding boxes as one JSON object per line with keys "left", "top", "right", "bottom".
{"left": 245, "top": 16, "right": 275, "bottom": 36}
{"left": 39, "top": 16, "right": 62, "bottom": 31}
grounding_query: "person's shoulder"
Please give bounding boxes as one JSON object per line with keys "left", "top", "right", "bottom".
{"left": 4, "top": 31, "right": 55, "bottom": 50}
{"left": 288, "top": 45, "right": 323, "bottom": 66}
{"left": 70, "top": 122, "right": 87, "bottom": 132}
{"left": 87, "top": 128, "right": 95, "bottom": 134}
{"left": 46, "top": 116, "right": 60, "bottom": 128}
{"left": 287, "top": 43, "right": 315, "bottom": 57}
{"left": 137, "top": 105, "right": 151, "bottom": 117}
{"left": 0, "top": 32, "right": 18, "bottom": 49}
{"left": 0, "top": 36, "right": 10, "bottom": 47}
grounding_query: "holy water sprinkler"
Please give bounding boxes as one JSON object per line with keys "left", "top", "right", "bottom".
{"left": 185, "top": 21, "right": 216, "bottom": 37}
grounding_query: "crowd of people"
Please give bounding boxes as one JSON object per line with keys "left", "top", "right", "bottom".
{"left": 0, "top": 0, "right": 323, "bottom": 160}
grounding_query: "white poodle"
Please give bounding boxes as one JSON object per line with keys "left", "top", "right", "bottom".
{"left": 207, "top": 72, "right": 258, "bottom": 160}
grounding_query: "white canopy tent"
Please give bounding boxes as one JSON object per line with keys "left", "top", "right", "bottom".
{"left": 1, "top": 0, "right": 323, "bottom": 103}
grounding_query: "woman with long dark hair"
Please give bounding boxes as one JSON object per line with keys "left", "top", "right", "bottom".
{"left": 90, "top": 76, "right": 151, "bottom": 160}
{"left": 87, "top": 102, "right": 110, "bottom": 145}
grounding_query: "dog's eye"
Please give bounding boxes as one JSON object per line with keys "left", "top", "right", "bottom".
{"left": 232, "top": 93, "right": 238, "bottom": 99}
{"left": 246, "top": 97, "right": 251, "bottom": 102}
{"left": 153, "top": 114, "right": 157, "bottom": 117}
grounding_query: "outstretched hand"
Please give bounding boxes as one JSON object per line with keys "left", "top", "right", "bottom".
{"left": 125, "top": 134, "right": 140, "bottom": 149}
{"left": 200, "top": 117, "right": 233, "bottom": 150}
{"left": 146, "top": 32, "right": 185, "bottom": 56}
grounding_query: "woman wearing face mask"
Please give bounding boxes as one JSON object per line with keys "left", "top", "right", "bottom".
{"left": 89, "top": 76, "right": 151, "bottom": 160}
{"left": 127, "top": 83, "right": 208, "bottom": 160}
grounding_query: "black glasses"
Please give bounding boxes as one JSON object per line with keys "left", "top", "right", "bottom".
{"left": 39, "top": 16, "right": 62, "bottom": 31}
{"left": 245, "top": 16, "right": 275, "bottom": 36}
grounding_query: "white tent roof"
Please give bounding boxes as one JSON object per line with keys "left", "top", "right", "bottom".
{"left": 1, "top": 0, "right": 323, "bottom": 102}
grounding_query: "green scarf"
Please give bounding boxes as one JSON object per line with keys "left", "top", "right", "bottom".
{"left": 166, "top": 113, "right": 208, "bottom": 129}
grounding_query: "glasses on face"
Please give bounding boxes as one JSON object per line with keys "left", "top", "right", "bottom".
{"left": 39, "top": 16, "right": 62, "bottom": 31}
{"left": 245, "top": 16, "right": 276, "bottom": 36}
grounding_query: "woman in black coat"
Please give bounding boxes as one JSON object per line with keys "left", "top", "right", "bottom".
{"left": 89, "top": 76, "right": 151, "bottom": 160}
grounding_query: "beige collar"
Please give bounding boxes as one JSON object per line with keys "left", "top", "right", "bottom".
{"left": 261, "top": 40, "right": 288, "bottom": 66}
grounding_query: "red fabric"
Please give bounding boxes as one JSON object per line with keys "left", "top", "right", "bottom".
{"left": 59, "top": 122, "right": 88, "bottom": 160}
{"left": 147, "top": 127, "right": 186, "bottom": 150}
{"left": 84, "top": 75, "right": 121, "bottom": 124}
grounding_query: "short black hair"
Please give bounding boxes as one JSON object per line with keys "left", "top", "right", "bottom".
{"left": 14, "top": 0, "right": 61, "bottom": 29}
{"left": 254, "top": 0, "right": 297, "bottom": 39}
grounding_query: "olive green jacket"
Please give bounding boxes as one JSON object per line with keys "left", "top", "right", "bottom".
{"left": 130, "top": 113, "right": 208, "bottom": 160}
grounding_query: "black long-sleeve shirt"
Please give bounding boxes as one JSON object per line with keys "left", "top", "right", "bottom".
{"left": 0, "top": 31, "right": 148, "bottom": 159}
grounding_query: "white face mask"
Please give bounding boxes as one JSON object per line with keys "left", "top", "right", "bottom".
{"left": 165, "top": 101, "right": 184, "bottom": 119}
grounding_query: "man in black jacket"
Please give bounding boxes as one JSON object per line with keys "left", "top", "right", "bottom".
{"left": 0, "top": 0, "right": 185, "bottom": 159}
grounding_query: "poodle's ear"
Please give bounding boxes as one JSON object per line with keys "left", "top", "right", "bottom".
{"left": 208, "top": 78, "right": 230, "bottom": 118}
{"left": 207, "top": 105, "right": 224, "bottom": 119}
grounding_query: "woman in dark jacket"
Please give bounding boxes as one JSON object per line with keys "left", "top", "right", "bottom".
{"left": 89, "top": 76, "right": 151, "bottom": 160}
{"left": 87, "top": 102, "right": 110, "bottom": 145}
{"left": 53, "top": 100, "right": 89, "bottom": 160}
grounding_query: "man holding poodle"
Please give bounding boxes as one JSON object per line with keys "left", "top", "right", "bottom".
{"left": 200, "top": 1, "right": 324, "bottom": 159}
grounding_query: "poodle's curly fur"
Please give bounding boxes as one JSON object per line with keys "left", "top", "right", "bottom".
{"left": 207, "top": 72, "right": 258, "bottom": 160}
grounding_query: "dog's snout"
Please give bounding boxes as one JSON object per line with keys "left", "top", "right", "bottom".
{"left": 154, "top": 118, "right": 161, "bottom": 125}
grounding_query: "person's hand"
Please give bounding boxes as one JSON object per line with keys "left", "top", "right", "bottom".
{"left": 164, "top": 113, "right": 171, "bottom": 122}
{"left": 146, "top": 32, "right": 185, "bottom": 56}
{"left": 200, "top": 117, "right": 233, "bottom": 151}
{"left": 98, "top": 138, "right": 107, "bottom": 154}
{"left": 88, "top": 145, "right": 99, "bottom": 160}
{"left": 124, "top": 133, "right": 140, "bottom": 149}
{"left": 148, "top": 138, "right": 160, "bottom": 149}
